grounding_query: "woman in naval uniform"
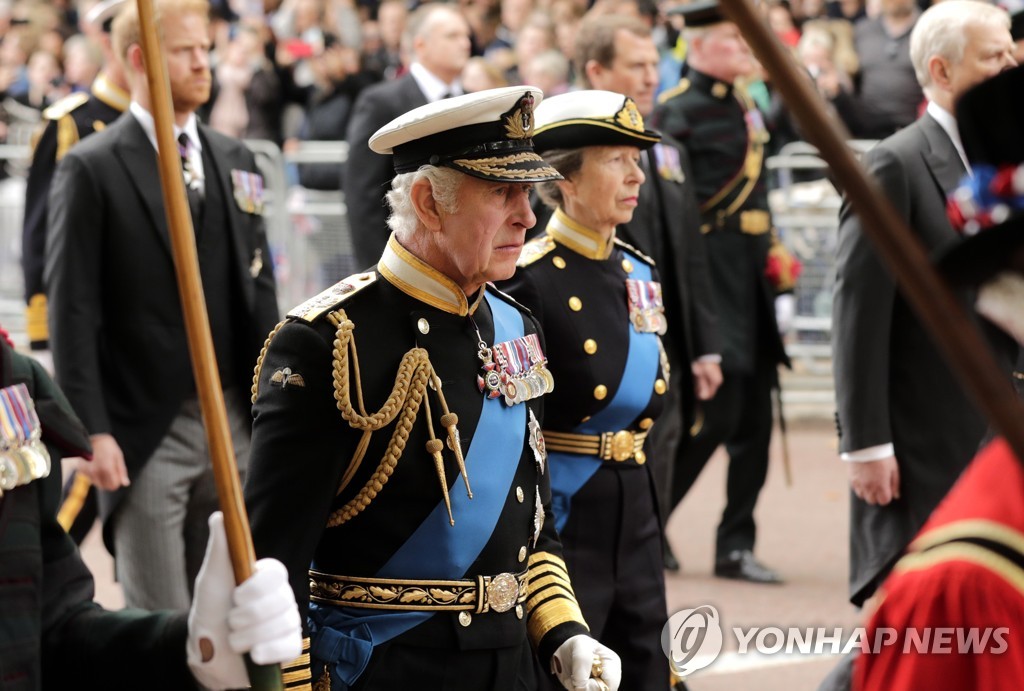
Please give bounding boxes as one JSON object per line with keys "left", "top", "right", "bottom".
{"left": 501, "top": 90, "right": 670, "bottom": 690}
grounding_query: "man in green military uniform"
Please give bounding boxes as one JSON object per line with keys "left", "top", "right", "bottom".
{"left": 652, "top": 0, "right": 798, "bottom": 584}
{"left": 22, "top": 0, "right": 131, "bottom": 547}
{"left": 245, "top": 87, "right": 622, "bottom": 691}
{"left": 0, "top": 326, "right": 302, "bottom": 690}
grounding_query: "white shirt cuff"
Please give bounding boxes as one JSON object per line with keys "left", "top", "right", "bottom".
{"left": 840, "top": 444, "right": 895, "bottom": 462}
{"left": 695, "top": 354, "right": 722, "bottom": 364}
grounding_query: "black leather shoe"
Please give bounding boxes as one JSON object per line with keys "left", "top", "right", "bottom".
{"left": 664, "top": 542, "right": 681, "bottom": 572}
{"left": 714, "top": 550, "right": 783, "bottom": 584}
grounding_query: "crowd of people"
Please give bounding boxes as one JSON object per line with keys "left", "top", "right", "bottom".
{"left": 3, "top": 0, "right": 1024, "bottom": 689}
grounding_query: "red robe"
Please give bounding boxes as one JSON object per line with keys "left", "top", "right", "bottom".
{"left": 855, "top": 438, "right": 1024, "bottom": 690}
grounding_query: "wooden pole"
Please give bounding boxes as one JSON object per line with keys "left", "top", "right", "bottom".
{"left": 717, "top": 0, "right": 1024, "bottom": 462}
{"left": 133, "top": 1, "right": 283, "bottom": 687}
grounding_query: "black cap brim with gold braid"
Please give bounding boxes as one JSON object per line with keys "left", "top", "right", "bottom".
{"left": 532, "top": 90, "right": 661, "bottom": 154}
{"left": 369, "top": 86, "right": 562, "bottom": 183}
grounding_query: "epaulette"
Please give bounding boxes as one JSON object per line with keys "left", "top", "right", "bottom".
{"left": 657, "top": 78, "right": 691, "bottom": 105}
{"left": 41, "top": 92, "right": 90, "bottom": 121}
{"left": 287, "top": 272, "right": 377, "bottom": 323}
{"left": 516, "top": 234, "right": 556, "bottom": 268}
{"left": 614, "top": 237, "right": 655, "bottom": 266}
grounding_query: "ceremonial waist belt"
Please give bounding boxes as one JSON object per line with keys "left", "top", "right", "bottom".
{"left": 309, "top": 569, "right": 528, "bottom": 614}
{"left": 543, "top": 429, "right": 648, "bottom": 464}
{"left": 700, "top": 209, "right": 770, "bottom": 236}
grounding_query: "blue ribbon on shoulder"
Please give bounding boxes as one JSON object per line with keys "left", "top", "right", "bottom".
{"left": 548, "top": 252, "right": 660, "bottom": 532}
{"left": 310, "top": 290, "right": 528, "bottom": 688}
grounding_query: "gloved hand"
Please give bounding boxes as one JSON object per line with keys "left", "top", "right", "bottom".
{"left": 774, "top": 293, "right": 796, "bottom": 335}
{"left": 551, "top": 634, "right": 622, "bottom": 691}
{"left": 187, "top": 511, "right": 302, "bottom": 690}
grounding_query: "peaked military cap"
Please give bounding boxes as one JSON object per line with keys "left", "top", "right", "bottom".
{"left": 936, "top": 64, "right": 1024, "bottom": 287}
{"left": 666, "top": 0, "right": 728, "bottom": 27}
{"left": 369, "top": 86, "right": 562, "bottom": 183}
{"left": 531, "top": 90, "right": 661, "bottom": 154}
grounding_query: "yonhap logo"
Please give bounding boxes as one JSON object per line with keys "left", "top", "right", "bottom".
{"left": 662, "top": 605, "right": 724, "bottom": 676}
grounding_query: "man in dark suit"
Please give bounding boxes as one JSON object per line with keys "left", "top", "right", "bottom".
{"left": 833, "top": 0, "right": 1017, "bottom": 610}
{"left": 44, "top": 0, "right": 279, "bottom": 612}
{"left": 343, "top": 2, "right": 471, "bottom": 269}
{"left": 652, "top": 1, "right": 795, "bottom": 584}
{"left": 568, "top": 13, "right": 722, "bottom": 573}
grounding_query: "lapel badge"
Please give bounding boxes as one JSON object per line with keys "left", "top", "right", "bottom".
{"left": 653, "top": 143, "right": 685, "bottom": 183}
{"left": 249, "top": 247, "right": 264, "bottom": 278}
{"left": 270, "top": 366, "right": 305, "bottom": 389}
{"left": 528, "top": 408, "right": 546, "bottom": 474}
{"left": 231, "top": 169, "right": 265, "bottom": 215}
{"left": 626, "top": 278, "right": 668, "bottom": 335}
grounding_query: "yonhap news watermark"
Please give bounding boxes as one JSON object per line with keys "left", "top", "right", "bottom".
{"left": 661, "top": 605, "right": 1011, "bottom": 676}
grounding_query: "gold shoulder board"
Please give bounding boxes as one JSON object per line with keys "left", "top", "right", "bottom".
{"left": 614, "top": 238, "right": 655, "bottom": 266}
{"left": 41, "top": 92, "right": 90, "bottom": 121}
{"left": 657, "top": 78, "right": 691, "bottom": 105}
{"left": 516, "top": 234, "right": 556, "bottom": 268}
{"left": 287, "top": 272, "right": 377, "bottom": 323}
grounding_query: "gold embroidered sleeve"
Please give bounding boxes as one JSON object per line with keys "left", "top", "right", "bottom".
{"left": 525, "top": 551, "right": 587, "bottom": 646}
{"left": 281, "top": 636, "right": 313, "bottom": 690}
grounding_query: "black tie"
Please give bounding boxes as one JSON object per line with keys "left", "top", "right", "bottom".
{"left": 178, "top": 133, "right": 204, "bottom": 231}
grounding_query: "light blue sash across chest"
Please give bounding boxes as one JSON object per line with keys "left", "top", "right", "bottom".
{"left": 309, "top": 291, "right": 528, "bottom": 686}
{"left": 548, "top": 252, "right": 661, "bottom": 531}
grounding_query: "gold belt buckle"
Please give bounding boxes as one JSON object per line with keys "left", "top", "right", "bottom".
{"left": 484, "top": 572, "right": 519, "bottom": 613}
{"left": 609, "top": 430, "right": 635, "bottom": 462}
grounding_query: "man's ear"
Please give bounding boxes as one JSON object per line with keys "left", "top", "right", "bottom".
{"left": 583, "top": 58, "right": 604, "bottom": 87}
{"left": 927, "top": 54, "right": 952, "bottom": 93}
{"left": 410, "top": 178, "right": 443, "bottom": 232}
{"left": 127, "top": 43, "right": 145, "bottom": 73}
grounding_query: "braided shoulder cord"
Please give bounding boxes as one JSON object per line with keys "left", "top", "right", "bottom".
{"left": 251, "top": 319, "right": 287, "bottom": 404}
{"left": 327, "top": 309, "right": 435, "bottom": 527}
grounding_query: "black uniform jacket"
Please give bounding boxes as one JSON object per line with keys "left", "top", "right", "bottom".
{"left": 246, "top": 235, "right": 589, "bottom": 686}
{"left": 653, "top": 68, "right": 788, "bottom": 373}
{"left": 21, "top": 74, "right": 128, "bottom": 349}
{"left": 0, "top": 339, "right": 194, "bottom": 691}
{"left": 44, "top": 112, "right": 279, "bottom": 542}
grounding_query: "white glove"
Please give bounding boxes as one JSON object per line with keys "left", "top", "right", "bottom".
{"left": 187, "top": 511, "right": 303, "bottom": 690}
{"left": 551, "top": 634, "right": 622, "bottom": 691}
{"left": 774, "top": 293, "right": 796, "bottom": 335}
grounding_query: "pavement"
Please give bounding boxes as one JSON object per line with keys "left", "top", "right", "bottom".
{"left": 78, "top": 417, "right": 861, "bottom": 691}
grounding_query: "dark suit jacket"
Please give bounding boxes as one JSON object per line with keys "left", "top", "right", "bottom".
{"left": 342, "top": 74, "right": 427, "bottom": 268}
{"left": 44, "top": 113, "right": 279, "bottom": 530}
{"left": 833, "top": 113, "right": 1014, "bottom": 606}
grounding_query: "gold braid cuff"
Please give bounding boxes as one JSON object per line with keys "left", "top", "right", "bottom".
{"left": 282, "top": 637, "right": 312, "bottom": 690}
{"left": 525, "top": 551, "right": 587, "bottom": 644}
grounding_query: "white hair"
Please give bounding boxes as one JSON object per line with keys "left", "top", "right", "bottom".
{"left": 910, "top": 0, "right": 1010, "bottom": 97}
{"left": 385, "top": 166, "right": 464, "bottom": 241}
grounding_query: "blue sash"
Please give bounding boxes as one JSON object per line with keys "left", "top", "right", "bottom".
{"left": 311, "top": 291, "right": 528, "bottom": 687}
{"left": 549, "top": 253, "right": 661, "bottom": 532}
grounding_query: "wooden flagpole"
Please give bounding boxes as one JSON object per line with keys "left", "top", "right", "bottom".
{"left": 133, "top": 1, "right": 283, "bottom": 687}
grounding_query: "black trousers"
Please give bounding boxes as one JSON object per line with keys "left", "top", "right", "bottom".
{"left": 669, "top": 363, "right": 775, "bottom": 558}
{"left": 328, "top": 638, "right": 537, "bottom": 690}
{"left": 540, "top": 464, "right": 669, "bottom": 691}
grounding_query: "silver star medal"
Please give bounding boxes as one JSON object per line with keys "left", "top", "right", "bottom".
{"left": 528, "top": 408, "right": 546, "bottom": 474}
{"left": 532, "top": 486, "right": 545, "bottom": 548}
